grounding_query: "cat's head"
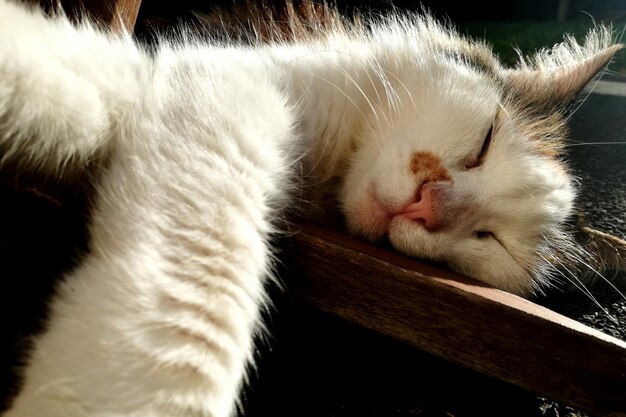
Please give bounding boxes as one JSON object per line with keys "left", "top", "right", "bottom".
{"left": 340, "top": 23, "right": 624, "bottom": 295}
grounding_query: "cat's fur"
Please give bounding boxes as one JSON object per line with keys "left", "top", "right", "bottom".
{"left": 0, "top": 0, "right": 624, "bottom": 416}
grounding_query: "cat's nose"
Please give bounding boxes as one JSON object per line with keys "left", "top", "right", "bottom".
{"left": 398, "top": 182, "right": 438, "bottom": 231}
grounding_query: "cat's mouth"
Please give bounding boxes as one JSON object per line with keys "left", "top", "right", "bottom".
{"left": 357, "top": 185, "right": 432, "bottom": 240}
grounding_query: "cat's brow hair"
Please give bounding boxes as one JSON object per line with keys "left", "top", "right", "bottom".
{"left": 440, "top": 44, "right": 501, "bottom": 79}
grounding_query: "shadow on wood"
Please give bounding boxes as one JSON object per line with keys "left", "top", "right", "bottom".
{"left": 282, "top": 221, "right": 626, "bottom": 417}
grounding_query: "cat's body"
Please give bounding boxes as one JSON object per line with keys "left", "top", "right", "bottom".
{"left": 0, "top": 0, "right": 624, "bottom": 416}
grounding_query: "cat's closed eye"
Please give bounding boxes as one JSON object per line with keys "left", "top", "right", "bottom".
{"left": 465, "top": 119, "right": 495, "bottom": 169}
{"left": 473, "top": 231, "right": 507, "bottom": 252}
{"left": 474, "top": 230, "right": 495, "bottom": 240}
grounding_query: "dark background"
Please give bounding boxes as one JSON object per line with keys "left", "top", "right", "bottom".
{"left": 135, "top": 0, "right": 626, "bottom": 22}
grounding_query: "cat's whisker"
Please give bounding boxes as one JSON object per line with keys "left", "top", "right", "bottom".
{"left": 309, "top": 73, "right": 385, "bottom": 156}
{"left": 564, "top": 79, "right": 600, "bottom": 124}
{"left": 383, "top": 68, "right": 417, "bottom": 108}
{"left": 566, "top": 246, "right": 626, "bottom": 302}
{"left": 363, "top": 61, "right": 384, "bottom": 106}
{"left": 365, "top": 56, "right": 401, "bottom": 115}
{"left": 309, "top": 74, "right": 369, "bottom": 125}
{"left": 543, "top": 252, "right": 610, "bottom": 315}
{"left": 380, "top": 71, "right": 402, "bottom": 114}
{"left": 364, "top": 62, "right": 396, "bottom": 136}
{"left": 318, "top": 70, "right": 387, "bottom": 152}
{"left": 332, "top": 64, "right": 381, "bottom": 123}
{"left": 584, "top": 262, "right": 626, "bottom": 302}
{"left": 496, "top": 101, "right": 510, "bottom": 118}
{"left": 545, "top": 261, "right": 597, "bottom": 303}
{"left": 562, "top": 273, "right": 609, "bottom": 315}
{"left": 564, "top": 141, "right": 626, "bottom": 147}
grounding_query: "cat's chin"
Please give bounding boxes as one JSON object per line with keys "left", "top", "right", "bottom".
{"left": 347, "top": 209, "right": 431, "bottom": 250}
{"left": 386, "top": 218, "right": 434, "bottom": 255}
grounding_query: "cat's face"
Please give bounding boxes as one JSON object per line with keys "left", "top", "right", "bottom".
{"left": 339, "top": 37, "right": 621, "bottom": 295}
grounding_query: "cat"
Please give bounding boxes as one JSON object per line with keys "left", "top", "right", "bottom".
{"left": 0, "top": 0, "right": 624, "bottom": 416}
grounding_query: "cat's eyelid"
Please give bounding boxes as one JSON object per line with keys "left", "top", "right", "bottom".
{"left": 477, "top": 124, "right": 493, "bottom": 161}
{"left": 474, "top": 230, "right": 494, "bottom": 239}
{"left": 480, "top": 108, "right": 503, "bottom": 158}
{"left": 464, "top": 110, "right": 499, "bottom": 170}
{"left": 474, "top": 230, "right": 508, "bottom": 252}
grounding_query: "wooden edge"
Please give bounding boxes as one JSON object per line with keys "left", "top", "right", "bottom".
{"left": 282, "top": 221, "right": 626, "bottom": 417}
{"left": 70, "top": 0, "right": 141, "bottom": 33}
{"left": 105, "top": 0, "right": 141, "bottom": 33}
{"left": 32, "top": 0, "right": 142, "bottom": 33}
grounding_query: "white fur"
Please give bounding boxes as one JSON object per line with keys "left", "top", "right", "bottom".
{"left": 0, "top": 1, "right": 620, "bottom": 416}
{"left": 1, "top": 2, "right": 294, "bottom": 416}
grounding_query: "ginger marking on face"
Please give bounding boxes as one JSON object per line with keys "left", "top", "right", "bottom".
{"left": 409, "top": 152, "right": 452, "bottom": 182}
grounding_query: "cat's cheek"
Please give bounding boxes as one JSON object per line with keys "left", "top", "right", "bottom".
{"left": 443, "top": 244, "right": 537, "bottom": 295}
{"left": 343, "top": 196, "right": 392, "bottom": 241}
{"left": 340, "top": 168, "right": 390, "bottom": 240}
{"left": 386, "top": 225, "right": 536, "bottom": 295}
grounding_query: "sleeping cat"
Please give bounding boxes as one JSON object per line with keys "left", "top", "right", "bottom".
{"left": 0, "top": 0, "right": 624, "bottom": 416}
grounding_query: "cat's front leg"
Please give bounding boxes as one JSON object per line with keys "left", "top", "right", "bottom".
{"left": 3, "top": 57, "right": 296, "bottom": 416}
{"left": 0, "top": 0, "right": 145, "bottom": 180}
{"left": 4, "top": 155, "right": 279, "bottom": 417}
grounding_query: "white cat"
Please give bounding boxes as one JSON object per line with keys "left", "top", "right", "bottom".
{"left": 0, "top": 0, "right": 623, "bottom": 416}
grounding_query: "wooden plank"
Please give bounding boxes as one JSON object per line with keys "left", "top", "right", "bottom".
{"left": 66, "top": 0, "right": 141, "bottom": 32}
{"left": 282, "top": 222, "right": 626, "bottom": 417}
{"left": 32, "top": 0, "right": 141, "bottom": 32}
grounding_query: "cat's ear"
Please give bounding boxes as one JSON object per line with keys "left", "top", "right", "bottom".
{"left": 502, "top": 27, "right": 622, "bottom": 110}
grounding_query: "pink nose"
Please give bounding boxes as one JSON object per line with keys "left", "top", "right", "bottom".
{"left": 398, "top": 182, "right": 438, "bottom": 231}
